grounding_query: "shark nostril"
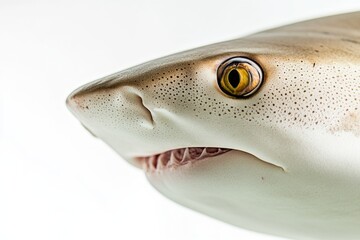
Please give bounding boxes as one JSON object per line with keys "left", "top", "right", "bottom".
{"left": 134, "top": 94, "right": 155, "bottom": 129}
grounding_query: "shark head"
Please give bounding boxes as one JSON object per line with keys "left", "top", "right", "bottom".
{"left": 67, "top": 12, "right": 360, "bottom": 240}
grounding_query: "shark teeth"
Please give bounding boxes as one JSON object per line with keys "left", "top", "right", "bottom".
{"left": 139, "top": 147, "right": 231, "bottom": 172}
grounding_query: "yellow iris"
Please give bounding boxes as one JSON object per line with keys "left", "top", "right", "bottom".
{"left": 220, "top": 65, "right": 250, "bottom": 97}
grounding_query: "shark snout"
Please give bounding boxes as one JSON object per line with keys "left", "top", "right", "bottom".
{"left": 67, "top": 82, "right": 154, "bottom": 124}
{"left": 66, "top": 80, "right": 158, "bottom": 158}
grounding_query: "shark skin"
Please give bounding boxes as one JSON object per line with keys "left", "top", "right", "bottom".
{"left": 67, "top": 12, "right": 360, "bottom": 240}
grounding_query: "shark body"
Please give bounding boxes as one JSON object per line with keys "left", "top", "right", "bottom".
{"left": 67, "top": 12, "right": 360, "bottom": 240}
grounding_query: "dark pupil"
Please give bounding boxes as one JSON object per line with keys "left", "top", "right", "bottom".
{"left": 228, "top": 69, "right": 240, "bottom": 88}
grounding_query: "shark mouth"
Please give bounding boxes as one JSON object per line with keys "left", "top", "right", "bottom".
{"left": 136, "top": 147, "right": 231, "bottom": 172}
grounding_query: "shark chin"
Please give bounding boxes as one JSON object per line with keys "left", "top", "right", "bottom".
{"left": 144, "top": 149, "right": 290, "bottom": 237}
{"left": 142, "top": 148, "right": 357, "bottom": 240}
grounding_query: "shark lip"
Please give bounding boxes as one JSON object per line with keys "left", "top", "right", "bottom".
{"left": 135, "top": 147, "right": 231, "bottom": 172}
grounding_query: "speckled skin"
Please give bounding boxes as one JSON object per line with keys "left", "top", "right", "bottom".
{"left": 67, "top": 12, "right": 360, "bottom": 240}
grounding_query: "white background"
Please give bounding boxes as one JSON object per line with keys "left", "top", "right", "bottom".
{"left": 1, "top": 1, "right": 360, "bottom": 240}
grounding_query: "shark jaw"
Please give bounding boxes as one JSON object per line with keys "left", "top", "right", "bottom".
{"left": 134, "top": 147, "right": 286, "bottom": 174}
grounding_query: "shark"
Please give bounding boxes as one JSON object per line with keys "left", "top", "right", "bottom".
{"left": 66, "top": 12, "right": 360, "bottom": 240}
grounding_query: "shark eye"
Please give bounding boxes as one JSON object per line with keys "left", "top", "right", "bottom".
{"left": 217, "top": 57, "right": 263, "bottom": 98}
